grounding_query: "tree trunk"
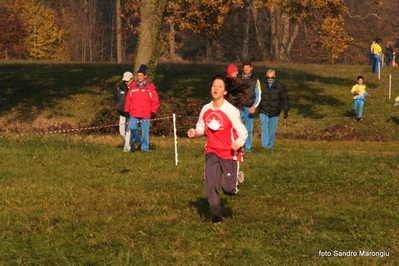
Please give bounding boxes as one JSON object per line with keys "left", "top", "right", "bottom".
{"left": 270, "top": 4, "right": 277, "bottom": 60}
{"left": 206, "top": 40, "right": 213, "bottom": 62}
{"left": 270, "top": 4, "right": 300, "bottom": 62}
{"left": 250, "top": 3, "right": 265, "bottom": 60}
{"left": 116, "top": 0, "right": 122, "bottom": 63}
{"left": 169, "top": 21, "right": 176, "bottom": 61}
{"left": 242, "top": 6, "right": 250, "bottom": 60}
{"left": 286, "top": 21, "right": 300, "bottom": 59}
{"left": 134, "top": 0, "right": 168, "bottom": 79}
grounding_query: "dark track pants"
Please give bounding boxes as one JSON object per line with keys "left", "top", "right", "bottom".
{"left": 204, "top": 152, "right": 239, "bottom": 223}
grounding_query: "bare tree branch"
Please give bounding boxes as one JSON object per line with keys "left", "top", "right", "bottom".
{"left": 344, "top": 10, "right": 384, "bottom": 21}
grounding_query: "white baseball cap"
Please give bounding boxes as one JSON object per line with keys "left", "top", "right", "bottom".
{"left": 122, "top": 71, "right": 133, "bottom": 81}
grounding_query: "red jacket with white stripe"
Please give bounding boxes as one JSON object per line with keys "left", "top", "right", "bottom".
{"left": 124, "top": 79, "right": 160, "bottom": 119}
{"left": 194, "top": 100, "right": 248, "bottom": 161}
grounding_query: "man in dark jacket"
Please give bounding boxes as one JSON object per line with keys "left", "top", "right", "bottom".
{"left": 240, "top": 61, "right": 261, "bottom": 154}
{"left": 385, "top": 43, "right": 394, "bottom": 67}
{"left": 258, "top": 69, "right": 289, "bottom": 150}
{"left": 114, "top": 71, "right": 133, "bottom": 152}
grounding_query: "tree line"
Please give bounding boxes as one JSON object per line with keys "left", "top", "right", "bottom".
{"left": 0, "top": 0, "right": 397, "bottom": 67}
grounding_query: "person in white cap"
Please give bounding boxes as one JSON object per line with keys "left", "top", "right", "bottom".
{"left": 114, "top": 71, "right": 134, "bottom": 152}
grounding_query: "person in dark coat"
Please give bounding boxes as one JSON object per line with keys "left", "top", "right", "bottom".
{"left": 385, "top": 43, "right": 394, "bottom": 67}
{"left": 114, "top": 71, "right": 134, "bottom": 152}
{"left": 258, "top": 69, "right": 289, "bottom": 150}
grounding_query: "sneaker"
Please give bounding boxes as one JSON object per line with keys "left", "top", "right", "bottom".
{"left": 237, "top": 171, "right": 245, "bottom": 183}
{"left": 123, "top": 148, "right": 130, "bottom": 152}
{"left": 233, "top": 185, "right": 239, "bottom": 195}
{"left": 132, "top": 141, "right": 141, "bottom": 152}
{"left": 211, "top": 218, "right": 223, "bottom": 224}
{"left": 356, "top": 117, "right": 362, "bottom": 122}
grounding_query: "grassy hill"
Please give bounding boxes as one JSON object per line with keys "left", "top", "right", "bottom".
{"left": 0, "top": 62, "right": 398, "bottom": 265}
{"left": 1, "top": 62, "right": 399, "bottom": 140}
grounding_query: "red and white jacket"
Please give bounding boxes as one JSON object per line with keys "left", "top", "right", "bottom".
{"left": 194, "top": 100, "right": 248, "bottom": 161}
{"left": 124, "top": 79, "right": 160, "bottom": 118}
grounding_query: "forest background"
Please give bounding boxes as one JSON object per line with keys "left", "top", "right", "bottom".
{"left": 0, "top": 0, "right": 396, "bottom": 68}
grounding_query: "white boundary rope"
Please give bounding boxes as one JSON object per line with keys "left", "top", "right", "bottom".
{"left": 0, "top": 115, "right": 175, "bottom": 139}
{"left": 2, "top": 111, "right": 399, "bottom": 139}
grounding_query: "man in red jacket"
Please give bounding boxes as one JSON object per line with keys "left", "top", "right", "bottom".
{"left": 124, "top": 64, "right": 160, "bottom": 152}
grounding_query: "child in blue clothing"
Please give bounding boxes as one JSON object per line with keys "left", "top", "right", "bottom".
{"left": 350, "top": 76, "right": 370, "bottom": 122}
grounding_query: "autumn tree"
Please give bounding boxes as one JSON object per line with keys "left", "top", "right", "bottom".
{"left": 0, "top": 2, "right": 27, "bottom": 59}
{"left": 122, "top": 0, "right": 169, "bottom": 78}
{"left": 50, "top": 0, "right": 115, "bottom": 62}
{"left": 222, "top": 0, "right": 271, "bottom": 61}
{"left": 244, "top": 0, "right": 267, "bottom": 60}
{"left": 163, "top": 0, "right": 248, "bottom": 62}
{"left": 265, "top": 0, "right": 352, "bottom": 62}
{"left": 19, "top": 0, "right": 67, "bottom": 60}
{"left": 1, "top": 0, "right": 395, "bottom": 64}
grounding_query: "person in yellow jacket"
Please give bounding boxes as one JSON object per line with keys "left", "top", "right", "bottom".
{"left": 350, "top": 76, "right": 370, "bottom": 121}
{"left": 372, "top": 38, "right": 382, "bottom": 73}
{"left": 369, "top": 41, "right": 375, "bottom": 66}
{"left": 394, "top": 95, "right": 399, "bottom": 106}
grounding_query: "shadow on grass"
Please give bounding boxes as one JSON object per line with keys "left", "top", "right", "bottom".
{"left": 344, "top": 110, "right": 356, "bottom": 118}
{"left": 388, "top": 116, "right": 399, "bottom": 125}
{"left": 189, "top": 197, "right": 233, "bottom": 222}
{"left": 0, "top": 63, "right": 132, "bottom": 122}
{"left": 0, "top": 63, "right": 381, "bottom": 124}
{"left": 155, "top": 64, "right": 369, "bottom": 119}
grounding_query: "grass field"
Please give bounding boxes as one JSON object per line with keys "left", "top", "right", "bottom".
{"left": 1, "top": 62, "right": 399, "bottom": 265}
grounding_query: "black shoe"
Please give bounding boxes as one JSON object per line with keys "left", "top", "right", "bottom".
{"left": 211, "top": 218, "right": 223, "bottom": 224}
{"left": 356, "top": 117, "right": 362, "bottom": 122}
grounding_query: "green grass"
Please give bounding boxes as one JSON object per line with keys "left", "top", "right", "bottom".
{"left": 1, "top": 62, "right": 399, "bottom": 265}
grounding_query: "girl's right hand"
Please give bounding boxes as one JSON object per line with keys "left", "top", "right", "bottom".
{"left": 187, "top": 128, "right": 196, "bottom": 138}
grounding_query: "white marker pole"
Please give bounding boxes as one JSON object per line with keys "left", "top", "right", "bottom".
{"left": 389, "top": 74, "right": 392, "bottom": 100}
{"left": 173, "top": 113, "right": 178, "bottom": 166}
{"left": 378, "top": 60, "right": 381, "bottom": 80}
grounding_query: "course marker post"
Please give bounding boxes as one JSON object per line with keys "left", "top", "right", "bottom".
{"left": 389, "top": 74, "right": 392, "bottom": 99}
{"left": 173, "top": 113, "right": 178, "bottom": 166}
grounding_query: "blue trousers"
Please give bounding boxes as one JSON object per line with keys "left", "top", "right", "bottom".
{"left": 129, "top": 117, "right": 150, "bottom": 152}
{"left": 260, "top": 113, "right": 279, "bottom": 149}
{"left": 372, "top": 54, "right": 380, "bottom": 73}
{"left": 352, "top": 99, "right": 365, "bottom": 117}
{"left": 240, "top": 107, "right": 254, "bottom": 152}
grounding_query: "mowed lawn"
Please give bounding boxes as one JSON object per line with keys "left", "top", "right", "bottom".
{"left": 0, "top": 62, "right": 399, "bottom": 265}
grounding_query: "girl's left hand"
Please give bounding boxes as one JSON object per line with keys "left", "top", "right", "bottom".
{"left": 231, "top": 143, "right": 239, "bottom": 151}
